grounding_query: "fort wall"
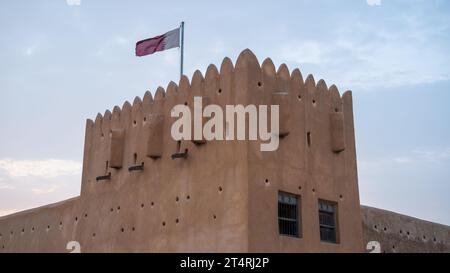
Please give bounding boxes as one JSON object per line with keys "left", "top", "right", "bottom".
{"left": 1, "top": 49, "right": 446, "bottom": 253}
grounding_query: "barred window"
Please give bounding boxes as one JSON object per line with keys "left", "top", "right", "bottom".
{"left": 318, "top": 200, "right": 338, "bottom": 243}
{"left": 278, "top": 192, "right": 300, "bottom": 237}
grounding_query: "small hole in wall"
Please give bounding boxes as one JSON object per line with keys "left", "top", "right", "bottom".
{"left": 184, "top": 102, "right": 188, "bottom": 106}
{"left": 218, "top": 88, "right": 222, "bottom": 94}
{"left": 374, "top": 225, "right": 378, "bottom": 230}
{"left": 298, "top": 186, "right": 302, "bottom": 190}
{"left": 257, "top": 82, "right": 262, "bottom": 87}
{"left": 133, "top": 120, "right": 137, "bottom": 125}
{"left": 312, "top": 99, "right": 316, "bottom": 106}
{"left": 407, "top": 231, "right": 410, "bottom": 235}
{"left": 335, "top": 108, "right": 339, "bottom": 112}
{"left": 312, "top": 188, "right": 316, "bottom": 193}
{"left": 265, "top": 179, "right": 269, "bottom": 185}
{"left": 105, "top": 161, "right": 109, "bottom": 172}
{"left": 141, "top": 203, "right": 144, "bottom": 208}
{"left": 392, "top": 245, "right": 396, "bottom": 249}
{"left": 339, "top": 194, "right": 343, "bottom": 199}
{"left": 10, "top": 231, "right": 13, "bottom": 235}
{"left": 47, "top": 225, "right": 50, "bottom": 231}
{"left": 92, "top": 233, "right": 96, "bottom": 237}
{"left": 133, "top": 153, "right": 137, "bottom": 164}
{"left": 101, "top": 133, "right": 104, "bottom": 138}
{"left": 151, "top": 202, "right": 154, "bottom": 207}
{"left": 423, "top": 235, "right": 427, "bottom": 240}
{"left": 218, "top": 186, "right": 223, "bottom": 193}
{"left": 213, "top": 214, "right": 217, "bottom": 220}
{"left": 84, "top": 213, "right": 88, "bottom": 218}
{"left": 121, "top": 227, "right": 124, "bottom": 233}
{"left": 175, "top": 218, "right": 179, "bottom": 224}
{"left": 383, "top": 227, "right": 387, "bottom": 231}
{"left": 143, "top": 117, "right": 147, "bottom": 122}
{"left": 132, "top": 227, "right": 135, "bottom": 232}
{"left": 162, "top": 222, "right": 166, "bottom": 226}
{"left": 31, "top": 227, "right": 35, "bottom": 232}
{"left": 186, "top": 195, "right": 190, "bottom": 200}
{"left": 400, "top": 230, "right": 403, "bottom": 234}
{"left": 297, "top": 95, "right": 302, "bottom": 101}
{"left": 433, "top": 237, "right": 437, "bottom": 242}
{"left": 75, "top": 217, "right": 78, "bottom": 222}
{"left": 110, "top": 208, "right": 114, "bottom": 212}
{"left": 117, "top": 206, "right": 121, "bottom": 211}
{"left": 21, "top": 228, "right": 24, "bottom": 234}
{"left": 176, "top": 196, "right": 179, "bottom": 202}
{"left": 307, "top": 132, "right": 311, "bottom": 147}
{"left": 59, "top": 221, "right": 63, "bottom": 227}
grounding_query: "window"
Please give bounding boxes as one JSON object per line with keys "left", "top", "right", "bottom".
{"left": 318, "top": 200, "right": 338, "bottom": 243}
{"left": 278, "top": 192, "right": 300, "bottom": 237}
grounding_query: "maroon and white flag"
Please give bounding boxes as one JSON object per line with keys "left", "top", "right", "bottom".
{"left": 135, "top": 27, "right": 180, "bottom": 57}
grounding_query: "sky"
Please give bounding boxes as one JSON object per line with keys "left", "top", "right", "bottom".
{"left": 0, "top": 0, "right": 449, "bottom": 225}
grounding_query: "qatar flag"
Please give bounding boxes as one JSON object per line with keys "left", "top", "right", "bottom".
{"left": 135, "top": 27, "right": 180, "bottom": 57}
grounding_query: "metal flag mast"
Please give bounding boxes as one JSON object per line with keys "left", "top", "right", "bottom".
{"left": 180, "top": 21, "right": 185, "bottom": 80}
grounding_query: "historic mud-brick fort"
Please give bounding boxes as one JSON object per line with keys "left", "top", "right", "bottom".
{"left": 0, "top": 49, "right": 449, "bottom": 252}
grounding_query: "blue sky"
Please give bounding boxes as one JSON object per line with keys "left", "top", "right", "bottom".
{"left": 0, "top": 0, "right": 449, "bottom": 225}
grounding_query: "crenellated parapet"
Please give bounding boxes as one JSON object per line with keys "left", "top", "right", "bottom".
{"left": 80, "top": 49, "right": 354, "bottom": 198}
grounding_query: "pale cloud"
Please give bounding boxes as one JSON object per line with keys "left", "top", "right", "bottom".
{"left": 0, "top": 182, "right": 15, "bottom": 190}
{"left": 0, "top": 209, "right": 20, "bottom": 217}
{"left": 279, "top": 40, "right": 327, "bottom": 65}
{"left": 388, "top": 148, "right": 450, "bottom": 165}
{"left": 209, "top": 39, "right": 229, "bottom": 56}
{"left": 358, "top": 146, "right": 450, "bottom": 225}
{"left": 367, "top": 0, "right": 381, "bottom": 6}
{"left": 32, "top": 185, "right": 62, "bottom": 195}
{"left": 393, "top": 157, "right": 414, "bottom": 164}
{"left": 359, "top": 147, "right": 450, "bottom": 169}
{"left": 24, "top": 43, "right": 39, "bottom": 56}
{"left": 96, "top": 35, "right": 131, "bottom": 57}
{"left": 276, "top": 16, "right": 450, "bottom": 90}
{"left": 163, "top": 49, "right": 179, "bottom": 66}
{"left": 412, "top": 148, "right": 450, "bottom": 164}
{"left": 0, "top": 158, "right": 82, "bottom": 178}
{"left": 115, "top": 36, "right": 129, "bottom": 45}
{"left": 66, "top": 0, "right": 81, "bottom": 6}
{"left": 333, "top": 22, "right": 450, "bottom": 88}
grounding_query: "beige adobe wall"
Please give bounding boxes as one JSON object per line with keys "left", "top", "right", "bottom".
{"left": 238, "top": 50, "right": 364, "bottom": 252}
{"left": 0, "top": 49, "right": 363, "bottom": 252}
{"left": 0, "top": 198, "right": 79, "bottom": 252}
{"left": 361, "top": 205, "right": 450, "bottom": 253}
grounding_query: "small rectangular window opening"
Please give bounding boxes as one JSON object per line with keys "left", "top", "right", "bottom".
{"left": 318, "top": 199, "right": 338, "bottom": 243}
{"left": 278, "top": 192, "right": 300, "bottom": 237}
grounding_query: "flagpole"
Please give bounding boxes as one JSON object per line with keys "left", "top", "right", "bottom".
{"left": 180, "top": 21, "right": 185, "bottom": 80}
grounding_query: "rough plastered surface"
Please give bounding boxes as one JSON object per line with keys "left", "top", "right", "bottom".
{"left": 361, "top": 206, "right": 450, "bottom": 253}
{"left": 0, "top": 49, "right": 447, "bottom": 253}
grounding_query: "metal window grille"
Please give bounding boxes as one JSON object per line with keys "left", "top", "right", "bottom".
{"left": 278, "top": 192, "right": 299, "bottom": 237}
{"left": 319, "top": 200, "right": 338, "bottom": 243}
